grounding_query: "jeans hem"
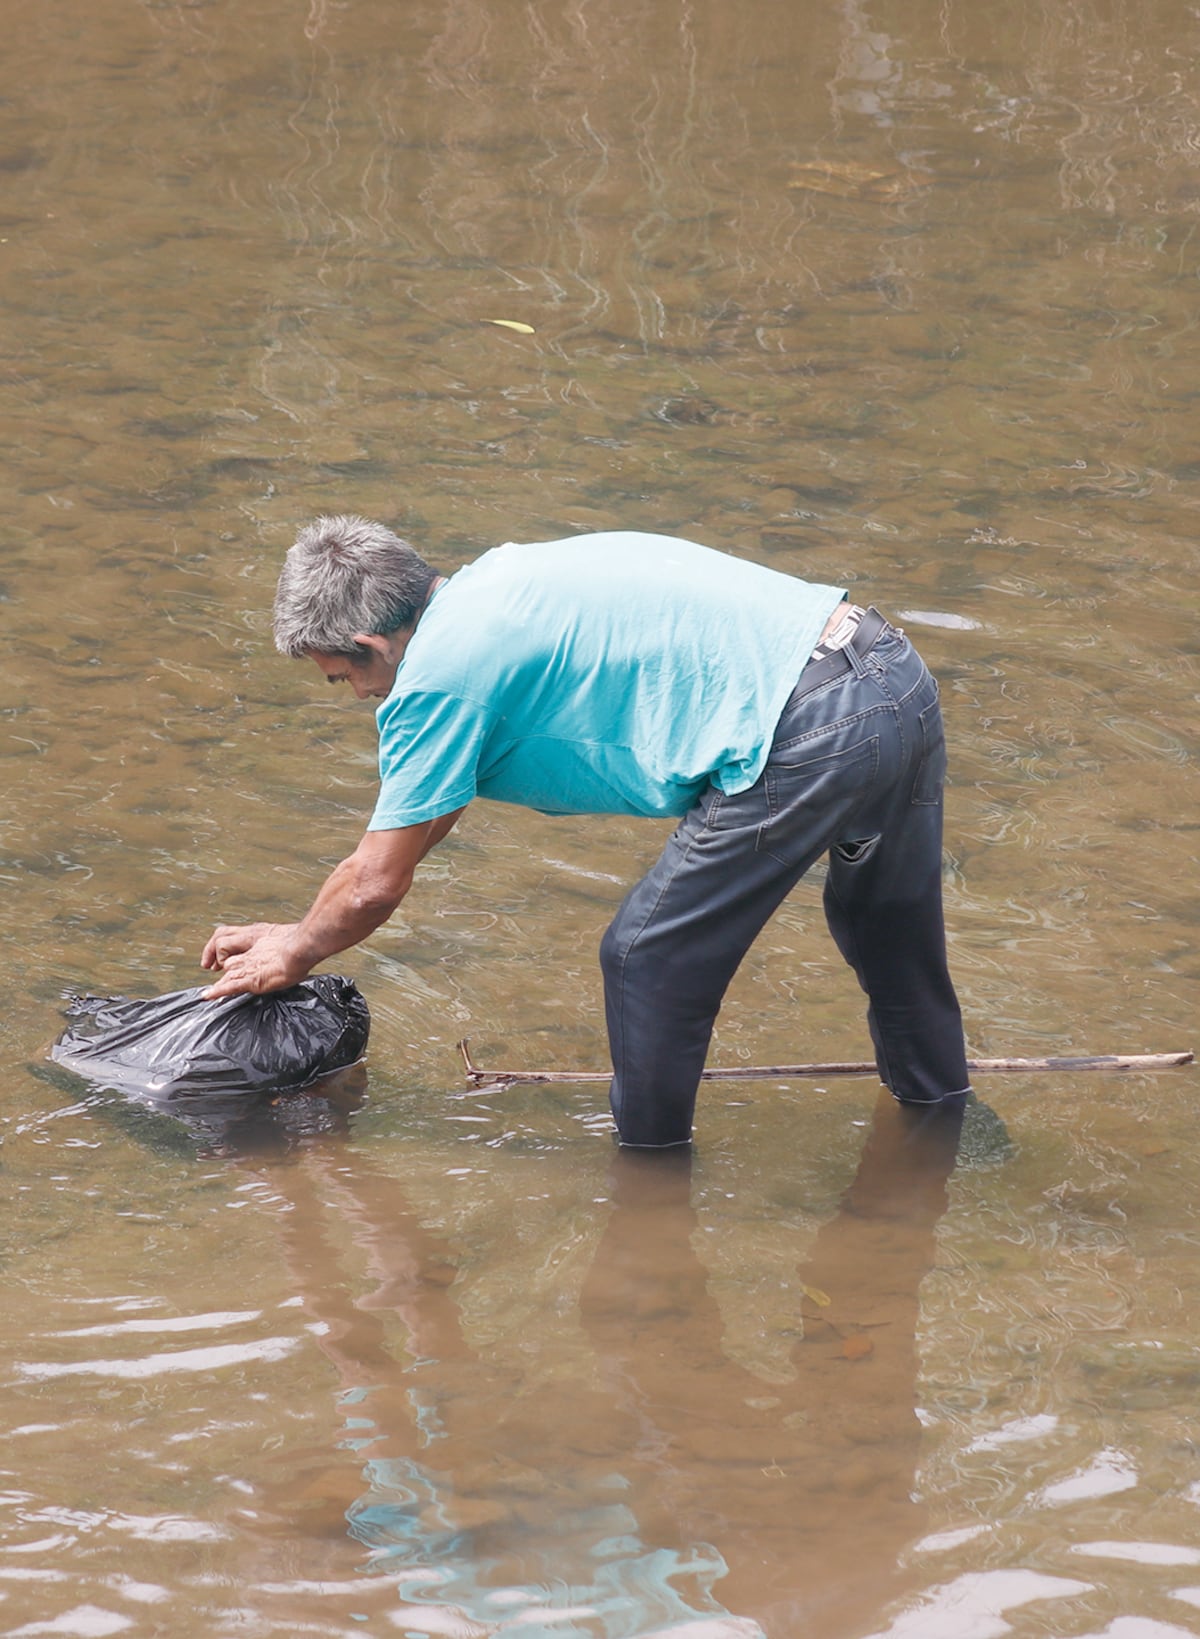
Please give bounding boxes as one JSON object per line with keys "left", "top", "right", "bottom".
{"left": 890, "top": 1085, "right": 972, "bottom": 1107}
{"left": 613, "top": 1136, "right": 694, "bottom": 1151}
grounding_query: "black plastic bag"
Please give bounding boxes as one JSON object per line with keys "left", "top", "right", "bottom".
{"left": 51, "top": 974, "right": 370, "bottom": 1098}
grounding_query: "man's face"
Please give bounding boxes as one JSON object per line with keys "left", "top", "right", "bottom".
{"left": 308, "top": 640, "right": 401, "bottom": 701}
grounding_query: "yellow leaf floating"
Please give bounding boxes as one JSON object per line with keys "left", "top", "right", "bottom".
{"left": 485, "top": 318, "right": 535, "bottom": 334}
{"left": 799, "top": 1283, "right": 832, "bottom": 1308}
{"left": 786, "top": 160, "right": 931, "bottom": 203}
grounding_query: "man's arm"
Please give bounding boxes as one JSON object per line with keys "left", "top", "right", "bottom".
{"left": 200, "top": 808, "right": 464, "bottom": 999}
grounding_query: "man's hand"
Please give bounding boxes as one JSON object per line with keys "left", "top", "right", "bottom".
{"left": 199, "top": 812, "right": 465, "bottom": 1002}
{"left": 201, "top": 921, "right": 294, "bottom": 973}
{"left": 201, "top": 925, "right": 310, "bottom": 1000}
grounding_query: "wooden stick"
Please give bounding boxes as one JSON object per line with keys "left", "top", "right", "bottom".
{"left": 457, "top": 1039, "right": 1193, "bottom": 1089}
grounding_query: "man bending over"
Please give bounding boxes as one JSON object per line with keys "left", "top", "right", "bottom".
{"left": 202, "top": 516, "right": 970, "bottom": 1146}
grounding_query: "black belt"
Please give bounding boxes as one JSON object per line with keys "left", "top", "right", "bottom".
{"left": 790, "top": 605, "right": 889, "bottom": 702}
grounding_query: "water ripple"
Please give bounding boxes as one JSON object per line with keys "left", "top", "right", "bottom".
{"left": 15, "top": 1337, "right": 301, "bottom": 1381}
{"left": 863, "top": 1569, "right": 1094, "bottom": 1639}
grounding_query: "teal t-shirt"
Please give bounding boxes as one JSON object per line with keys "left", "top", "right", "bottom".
{"left": 368, "top": 533, "right": 845, "bottom": 828}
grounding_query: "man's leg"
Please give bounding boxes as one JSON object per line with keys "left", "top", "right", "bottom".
{"left": 821, "top": 641, "right": 970, "bottom": 1105}
{"left": 600, "top": 617, "right": 970, "bottom": 1143}
{"left": 822, "top": 814, "right": 968, "bottom": 1104}
{"left": 599, "top": 688, "right": 889, "bottom": 1146}
{"left": 599, "top": 798, "right": 813, "bottom": 1146}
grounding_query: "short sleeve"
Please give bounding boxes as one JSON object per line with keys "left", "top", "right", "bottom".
{"left": 368, "top": 690, "right": 496, "bottom": 830}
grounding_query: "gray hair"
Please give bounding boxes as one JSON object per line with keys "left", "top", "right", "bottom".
{"left": 272, "top": 515, "right": 438, "bottom": 659}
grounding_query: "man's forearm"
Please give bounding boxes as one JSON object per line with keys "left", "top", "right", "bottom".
{"left": 288, "top": 849, "right": 412, "bottom": 968}
{"left": 288, "top": 808, "right": 465, "bottom": 966}
{"left": 202, "top": 809, "right": 465, "bottom": 998}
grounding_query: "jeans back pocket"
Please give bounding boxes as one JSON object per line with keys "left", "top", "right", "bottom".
{"left": 758, "top": 736, "right": 880, "bottom": 867}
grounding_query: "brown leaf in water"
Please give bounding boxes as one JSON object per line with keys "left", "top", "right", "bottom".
{"left": 842, "top": 1334, "right": 875, "bottom": 1362}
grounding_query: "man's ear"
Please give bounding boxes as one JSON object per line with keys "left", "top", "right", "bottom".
{"left": 352, "top": 631, "right": 406, "bottom": 663}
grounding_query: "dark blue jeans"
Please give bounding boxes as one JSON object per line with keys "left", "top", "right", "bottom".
{"left": 600, "top": 612, "right": 971, "bottom": 1146}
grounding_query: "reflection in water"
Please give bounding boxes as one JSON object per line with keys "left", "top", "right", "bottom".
{"left": 167, "top": 1062, "right": 370, "bottom": 1157}
{"left": 582, "top": 1097, "right": 967, "bottom": 1636}
{"left": 38, "top": 1060, "right": 369, "bottom": 1160}
{"left": 251, "top": 1091, "right": 966, "bottom": 1636}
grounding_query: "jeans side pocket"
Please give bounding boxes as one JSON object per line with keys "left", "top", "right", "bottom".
{"left": 912, "top": 697, "right": 947, "bottom": 806}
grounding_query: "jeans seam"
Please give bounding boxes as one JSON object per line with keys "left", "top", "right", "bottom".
{"left": 825, "top": 870, "right": 896, "bottom": 1094}
{"left": 608, "top": 830, "right": 699, "bottom": 1102}
{"left": 865, "top": 661, "right": 907, "bottom": 779}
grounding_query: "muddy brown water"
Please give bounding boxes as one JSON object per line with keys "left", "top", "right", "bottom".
{"left": 1, "top": 1, "right": 1198, "bottom": 1635}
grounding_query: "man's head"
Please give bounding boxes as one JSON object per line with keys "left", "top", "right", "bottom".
{"left": 273, "top": 515, "right": 438, "bottom": 698}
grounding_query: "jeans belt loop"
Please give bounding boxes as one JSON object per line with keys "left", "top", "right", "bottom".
{"left": 790, "top": 605, "right": 889, "bottom": 703}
